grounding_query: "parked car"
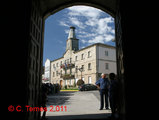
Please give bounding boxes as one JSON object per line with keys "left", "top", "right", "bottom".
{"left": 79, "top": 84, "right": 97, "bottom": 91}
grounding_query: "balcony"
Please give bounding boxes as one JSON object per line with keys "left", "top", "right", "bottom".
{"left": 60, "top": 63, "right": 75, "bottom": 70}
{"left": 60, "top": 74, "right": 75, "bottom": 80}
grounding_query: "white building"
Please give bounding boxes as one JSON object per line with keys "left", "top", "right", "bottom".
{"left": 43, "top": 59, "right": 51, "bottom": 83}
{"left": 48, "top": 26, "right": 117, "bottom": 88}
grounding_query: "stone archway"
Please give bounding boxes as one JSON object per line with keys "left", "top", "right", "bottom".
{"left": 23, "top": 0, "right": 126, "bottom": 120}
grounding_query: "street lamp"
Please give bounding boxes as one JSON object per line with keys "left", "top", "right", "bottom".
{"left": 78, "top": 66, "right": 84, "bottom": 80}
{"left": 76, "top": 66, "right": 84, "bottom": 87}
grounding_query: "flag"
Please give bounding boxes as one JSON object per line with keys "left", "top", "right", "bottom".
{"left": 65, "top": 63, "right": 67, "bottom": 69}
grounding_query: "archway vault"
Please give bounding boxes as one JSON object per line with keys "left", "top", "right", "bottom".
{"left": 39, "top": 0, "right": 117, "bottom": 19}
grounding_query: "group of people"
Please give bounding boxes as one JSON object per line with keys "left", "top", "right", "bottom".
{"left": 43, "top": 83, "right": 60, "bottom": 95}
{"left": 95, "top": 73, "right": 119, "bottom": 119}
{"left": 40, "top": 83, "right": 60, "bottom": 120}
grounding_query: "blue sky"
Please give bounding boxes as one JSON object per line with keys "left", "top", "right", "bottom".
{"left": 43, "top": 6, "right": 115, "bottom": 65}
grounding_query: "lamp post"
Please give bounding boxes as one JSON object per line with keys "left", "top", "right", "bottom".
{"left": 76, "top": 66, "right": 84, "bottom": 88}
{"left": 78, "top": 66, "right": 84, "bottom": 80}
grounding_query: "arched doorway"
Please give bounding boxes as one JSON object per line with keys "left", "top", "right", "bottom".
{"left": 22, "top": 0, "right": 125, "bottom": 120}
{"left": 60, "top": 80, "right": 63, "bottom": 88}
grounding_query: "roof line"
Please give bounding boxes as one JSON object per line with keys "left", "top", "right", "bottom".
{"left": 50, "top": 43, "right": 115, "bottom": 62}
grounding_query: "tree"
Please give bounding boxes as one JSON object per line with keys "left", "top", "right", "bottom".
{"left": 77, "top": 79, "right": 84, "bottom": 86}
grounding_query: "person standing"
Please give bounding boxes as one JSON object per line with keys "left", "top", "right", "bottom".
{"left": 41, "top": 84, "right": 48, "bottom": 120}
{"left": 95, "top": 73, "right": 110, "bottom": 110}
{"left": 109, "top": 73, "right": 119, "bottom": 119}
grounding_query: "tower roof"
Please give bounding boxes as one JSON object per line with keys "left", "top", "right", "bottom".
{"left": 68, "top": 26, "right": 76, "bottom": 39}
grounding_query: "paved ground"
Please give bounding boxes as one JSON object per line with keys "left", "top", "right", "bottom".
{"left": 43, "top": 90, "right": 111, "bottom": 120}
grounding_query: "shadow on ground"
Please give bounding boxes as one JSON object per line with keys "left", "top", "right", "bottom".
{"left": 47, "top": 91, "right": 76, "bottom": 105}
{"left": 47, "top": 113, "right": 111, "bottom": 120}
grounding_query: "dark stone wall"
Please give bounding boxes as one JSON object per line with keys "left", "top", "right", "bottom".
{"left": 115, "top": 0, "right": 127, "bottom": 119}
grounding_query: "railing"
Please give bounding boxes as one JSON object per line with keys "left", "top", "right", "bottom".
{"left": 60, "top": 63, "right": 75, "bottom": 70}
{"left": 60, "top": 74, "right": 75, "bottom": 79}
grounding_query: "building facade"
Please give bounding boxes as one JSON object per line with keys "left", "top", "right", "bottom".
{"left": 43, "top": 59, "right": 51, "bottom": 83}
{"left": 49, "top": 26, "right": 116, "bottom": 87}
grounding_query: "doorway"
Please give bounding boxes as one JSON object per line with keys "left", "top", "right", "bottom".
{"left": 60, "top": 80, "right": 63, "bottom": 88}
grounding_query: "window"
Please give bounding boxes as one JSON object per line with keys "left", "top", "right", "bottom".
{"left": 81, "top": 53, "right": 84, "bottom": 60}
{"left": 88, "top": 63, "right": 91, "bottom": 70}
{"left": 75, "top": 66, "right": 78, "bottom": 73}
{"left": 75, "top": 78, "right": 78, "bottom": 83}
{"left": 67, "top": 59, "right": 69, "bottom": 64}
{"left": 70, "top": 58, "right": 72, "bottom": 63}
{"left": 45, "top": 66, "right": 49, "bottom": 71}
{"left": 88, "top": 51, "right": 91, "bottom": 58}
{"left": 65, "top": 80, "right": 67, "bottom": 85}
{"left": 53, "top": 64, "right": 55, "bottom": 68}
{"left": 53, "top": 72, "right": 55, "bottom": 77}
{"left": 105, "top": 63, "right": 109, "bottom": 70}
{"left": 70, "top": 80, "right": 72, "bottom": 85}
{"left": 56, "top": 71, "right": 58, "bottom": 76}
{"left": 105, "top": 51, "right": 109, "bottom": 56}
{"left": 56, "top": 63, "right": 58, "bottom": 67}
{"left": 60, "top": 61, "right": 62, "bottom": 65}
{"left": 88, "top": 76, "right": 92, "bottom": 84}
{"left": 75, "top": 56, "right": 78, "bottom": 61}
{"left": 82, "top": 65, "right": 84, "bottom": 71}
{"left": 46, "top": 73, "right": 49, "bottom": 78}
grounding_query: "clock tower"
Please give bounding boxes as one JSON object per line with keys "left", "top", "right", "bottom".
{"left": 66, "top": 26, "right": 79, "bottom": 51}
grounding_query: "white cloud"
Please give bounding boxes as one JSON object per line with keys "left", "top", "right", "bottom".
{"left": 59, "top": 21, "right": 70, "bottom": 27}
{"left": 68, "top": 11, "right": 80, "bottom": 16}
{"left": 59, "top": 6, "right": 115, "bottom": 46}
{"left": 103, "top": 17, "right": 114, "bottom": 23}
{"left": 104, "top": 34, "right": 114, "bottom": 42}
{"left": 85, "top": 18, "right": 98, "bottom": 26}
{"left": 87, "top": 34, "right": 114, "bottom": 44}
{"left": 111, "top": 29, "right": 115, "bottom": 34}
{"left": 67, "top": 6, "right": 102, "bottom": 18}
{"left": 69, "top": 17, "right": 85, "bottom": 29}
{"left": 81, "top": 39, "right": 87, "bottom": 44}
{"left": 96, "top": 17, "right": 114, "bottom": 35}
{"left": 88, "top": 36, "right": 104, "bottom": 44}
{"left": 64, "top": 29, "right": 69, "bottom": 34}
{"left": 80, "top": 46, "right": 86, "bottom": 49}
{"left": 78, "top": 33, "right": 96, "bottom": 38}
{"left": 78, "top": 30, "right": 87, "bottom": 34}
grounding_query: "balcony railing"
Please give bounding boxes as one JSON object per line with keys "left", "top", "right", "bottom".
{"left": 60, "top": 74, "right": 75, "bottom": 80}
{"left": 60, "top": 63, "right": 75, "bottom": 70}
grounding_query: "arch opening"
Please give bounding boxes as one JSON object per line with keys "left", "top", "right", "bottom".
{"left": 42, "top": 4, "right": 118, "bottom": 120}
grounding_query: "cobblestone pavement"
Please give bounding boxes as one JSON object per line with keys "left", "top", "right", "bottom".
{"left": 43, "top": 90, "right": 111, "bottom": 120}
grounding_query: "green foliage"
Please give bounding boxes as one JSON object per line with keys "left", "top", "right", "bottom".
{"left": 77, "top": 79, "right": 84, "bottom": 86}
{"left": 61, "top": 85, "right": 78, "bottom": 90}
